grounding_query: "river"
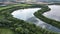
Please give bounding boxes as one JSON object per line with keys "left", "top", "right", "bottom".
{"left": 12, "top": 6, "right": 60, "bottom": 32}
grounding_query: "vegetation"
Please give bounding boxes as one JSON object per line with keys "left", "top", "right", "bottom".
{"left": 0, "top": 28, "right": 14, "bottom": 34}
{"left": 0, "top": 4, "right": 58, "bottom": 34}
{"left": 34, "top": 5, "right": 60, "bottom": 30}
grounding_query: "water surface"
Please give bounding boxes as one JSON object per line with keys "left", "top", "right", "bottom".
{"left": 43, "top": 5, "right": 60, "bottom": 21}
{"left": 12, "top": 7, "right": 60, "bottom": 32}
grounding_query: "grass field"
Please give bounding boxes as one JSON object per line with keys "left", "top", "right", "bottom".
{"left": 0, "top": 28, "right": 14, "bottom": 34}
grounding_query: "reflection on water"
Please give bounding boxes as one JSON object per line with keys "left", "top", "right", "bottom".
{"left": 12, "top": 7, "right": 60, "bottom": 32}
{"left": 43, "top": 5, "right": 60, "bottom": 21}
{"left": 26, "top": 17, "right": 39, "bottom": 23}
{"left": 12, "top": 8, "right": 40, "bottom": 20}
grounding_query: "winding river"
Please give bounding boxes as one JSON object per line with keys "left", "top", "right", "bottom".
{"left": 12, "top": 5, "right": 60, "bottom": 33}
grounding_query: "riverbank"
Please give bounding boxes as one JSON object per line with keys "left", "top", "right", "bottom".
{"left": 34, "top": 4, "right": 60, "bottom": 30}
